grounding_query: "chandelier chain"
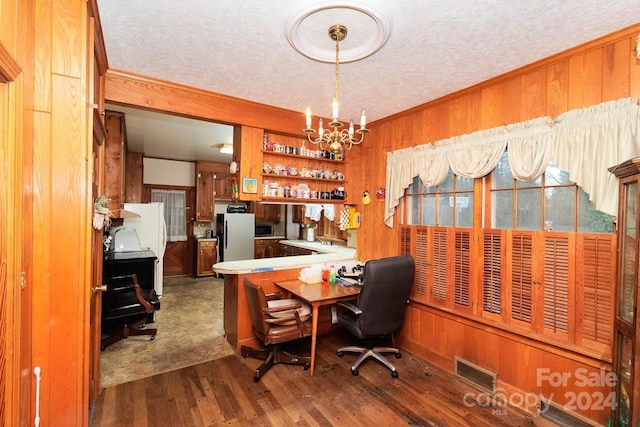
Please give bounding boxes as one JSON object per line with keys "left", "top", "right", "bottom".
{"left": 335, "top": 38, "right": 340, "bottom": 105}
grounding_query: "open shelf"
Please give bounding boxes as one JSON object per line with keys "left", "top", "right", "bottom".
{"left": 262, "top": 150, "right": 346, "bottom": 164}
{"left": 260, "top": 197, "right": 348, "bottom": 204}
{"left": 262, "top": 173, "right": 347, "bottom": 184}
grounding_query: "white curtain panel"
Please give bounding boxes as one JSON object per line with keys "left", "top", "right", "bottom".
{"left": 151, "top": 189, "right": 188, "bottom": 241}
{"left": 384, "top": 98, "right": 640, "bottom": 227}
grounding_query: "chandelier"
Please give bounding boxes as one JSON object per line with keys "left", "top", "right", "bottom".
{"left": 303, "top": 25, "right": 369, "bottom": 154}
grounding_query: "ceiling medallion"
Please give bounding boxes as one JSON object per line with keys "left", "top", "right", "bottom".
{"left": 285, "top": 1, "right": 391, "bottom": 63}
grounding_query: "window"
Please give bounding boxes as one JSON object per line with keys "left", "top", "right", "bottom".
{"left": 151, "top": 189, "right": 187, "bottom": 242}
{"left": 407, "top": 170, "right": 474, "bottom": 227}
{"left": 489, "top": 152, "right": 613, "bottom": 233}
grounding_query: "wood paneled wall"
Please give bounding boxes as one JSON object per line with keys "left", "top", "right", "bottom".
{"left": 0, "top": 1, "right": 27, "bottom": 425}
{"left": 2, "top": 0, "right": 94, "bottom": 425}
{"left": 354, "top": 25, "right": 640, "bottom": 425}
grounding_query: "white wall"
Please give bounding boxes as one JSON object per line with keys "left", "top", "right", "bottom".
{"left": 143, "top": 158, "right": 195, "bottom": 186}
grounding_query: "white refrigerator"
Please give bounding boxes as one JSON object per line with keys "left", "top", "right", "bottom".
{"left": 123, "top": 202, "right": 167, "bottom": 296}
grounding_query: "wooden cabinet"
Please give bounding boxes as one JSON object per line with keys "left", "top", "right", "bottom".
{"left": 195, "top": 239, "right": 217, "bottom": 277}
{"left": 280, "top": 244, "right": 313, "bottom": 256}
{"left": 261, "top": 133, "right": 349, "bottom": 204}
{"left": 610, "top": 158, "right": 640, "bottom": 427}
{"left": 253, "top": 203, "right": 281, "bottom": 222}
{"left": 292, "top": 205, "right": 305, "bottom": 223}
{"left": 214, "top": 173, "right": 233, "bottom": 200}
{"left": 195, "top": 162, "right": 215, "bottom": 221}
{"left": 104, "top": 111, "right": 128, "bottom": 211}
{"left": 254, "top": 238, "right": 283, "bottom": 259}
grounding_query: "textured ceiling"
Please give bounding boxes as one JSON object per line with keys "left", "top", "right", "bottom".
{"left": 98, "top": 0, "right": 640, "bottom": 162}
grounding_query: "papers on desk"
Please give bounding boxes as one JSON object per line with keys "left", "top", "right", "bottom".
{"left": 336, "top": 277, "right": 361, "bottom": 287}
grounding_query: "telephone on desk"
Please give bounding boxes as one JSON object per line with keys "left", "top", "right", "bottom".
{"left": 336, "top": 264, "right": 364, "bottom": 287}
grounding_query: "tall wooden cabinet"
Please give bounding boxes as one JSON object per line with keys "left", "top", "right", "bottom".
{"left": 610, "top": 158, "right": 640, "bottom": 427}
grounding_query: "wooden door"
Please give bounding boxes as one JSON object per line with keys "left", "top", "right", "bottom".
{"left": 89, "top": 108, "right": 106, "bottom": 402}
{"left": 88, "top": 5, "right": 109, "bottom": 405}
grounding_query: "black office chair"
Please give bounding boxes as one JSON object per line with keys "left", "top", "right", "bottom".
{"left": 240, "top": 277, "right": 312, "bottom": 382}
{"left": 336, "top": 255, "right": 415, "bottom": 378}
{"left": 100, "top": 274, "right": 160, "bottom": 350}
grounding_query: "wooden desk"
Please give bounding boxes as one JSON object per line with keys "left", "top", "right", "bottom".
{"left": 275, "top": 279, "right": 361, "bottom": 376}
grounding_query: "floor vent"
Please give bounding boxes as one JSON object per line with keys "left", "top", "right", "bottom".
{"left": 540, "top": 399, "right": 592, "bottom": 427}
{"left": 454, "top": 357, "right": 496, "bottom": 391}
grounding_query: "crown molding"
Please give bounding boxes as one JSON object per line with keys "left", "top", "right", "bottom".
{"left": 0, "top": 40, "right": 21, "bottom": 83}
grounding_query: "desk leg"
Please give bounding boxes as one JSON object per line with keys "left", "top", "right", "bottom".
{"left": 309, "top": 305, "right": 319, "bottom": 376}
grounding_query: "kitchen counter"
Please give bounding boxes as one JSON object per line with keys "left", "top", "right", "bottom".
{"left": 213, "top": 240, "right": 355, "bottom": 274}
{"left": 279, "top": 239, "right": 352, "bottom": 254}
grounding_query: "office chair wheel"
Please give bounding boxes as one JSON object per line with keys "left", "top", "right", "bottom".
{"left": 395, "top": 352, "right": 402, "bottom": 359}
{"left": 392, "top": 371, "right": 399, "bottom": 379}
{"left": 337, "top": 351, "right": 344, "bottom": 357}
{"left": 253, "top": 375, "right": 260, "bottom": 383}
{"left": 351, "top": 368, "right": 359, "bottom": 376}
{"left": 241, "top": 352, "right": 249, "bottom": 359}
{"left": 303, "top": 363, "right": 310, "bottom": 370}
{"left": 149, "top": 336, "right": 155, "bottom": 341}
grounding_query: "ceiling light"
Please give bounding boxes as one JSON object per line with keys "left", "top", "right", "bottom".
{"left": 303, "top": 25, "right": 369, "bottom": 154}
{"left": 218, "top": 144, "right": 233, "bottom": 154}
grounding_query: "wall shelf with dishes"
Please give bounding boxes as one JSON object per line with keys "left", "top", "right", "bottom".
{"left": 261, "top": 132, "right": 350, "bottom": 205}
{"left": 259, "top": 197, "right": 348, "bottom": 204}
{"left": 262, "top": 173, "right": 348, "bottom": 184}
{"left": 262, "top": 149, "right": 347, "bottom": 164}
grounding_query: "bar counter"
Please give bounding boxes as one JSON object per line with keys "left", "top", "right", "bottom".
{"left": 213, "top": 240, "right": 357, "bottom": 352}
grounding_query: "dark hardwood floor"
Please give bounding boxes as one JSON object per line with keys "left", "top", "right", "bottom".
{"left": 92, "top": 329, "right": 548, "bottom": 426}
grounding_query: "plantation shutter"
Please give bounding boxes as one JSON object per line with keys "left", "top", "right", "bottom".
{"left": 510, "top": 232, "right": 533, "bottom": 325}
{"left": 454, "top": 230, "right": 471, "bottom": 308}
{"left": 432, "top": 229, "right": 448, "bottom": 303}
{"left": 482, "top": 230, "right": 503, "bottom": 316}
{"left": 414, "top": 228, "right": 429, "bottom": 302}
{"left": 542, "top": 234, "right": 572, "bottom": 339}
{"left": 576, "top": 234, "right": 615, "bottom": 356}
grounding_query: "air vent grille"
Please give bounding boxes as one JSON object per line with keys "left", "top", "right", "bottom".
{"left": 540, "top": 398, "right": 592, "bottom": 426}
{"left": 454, "top": 357, "right": 496, "bottom": 391}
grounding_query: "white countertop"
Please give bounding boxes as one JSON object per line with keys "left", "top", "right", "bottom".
{"left": 213, "top": 240, "right": 356, "bottom": 274}
{"left": 279, "top": 239, "right": 354, "bottom": 254}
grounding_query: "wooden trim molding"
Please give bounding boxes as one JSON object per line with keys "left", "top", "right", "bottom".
{"left": 0, "top": 40, "right": 21, "bottom": 83}
{"left": 87, "top": 0, "right": 109, "bottom": 75}
{"left": 92, "top": 109, "right": 106, "bottom": 145}
{"left": 105, "top": 69, "right": 304, "bottom": 135}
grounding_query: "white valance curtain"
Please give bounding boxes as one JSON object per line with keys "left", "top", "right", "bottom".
{"left": 384, "top": 98, "right": 640, "bottom": 227}
{"left": 151, "top": 189, "right": 188, "bottom": 241}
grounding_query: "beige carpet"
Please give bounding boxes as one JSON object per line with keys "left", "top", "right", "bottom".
{"left": 99, "top": 275, "right": 235, "bottom": 388}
